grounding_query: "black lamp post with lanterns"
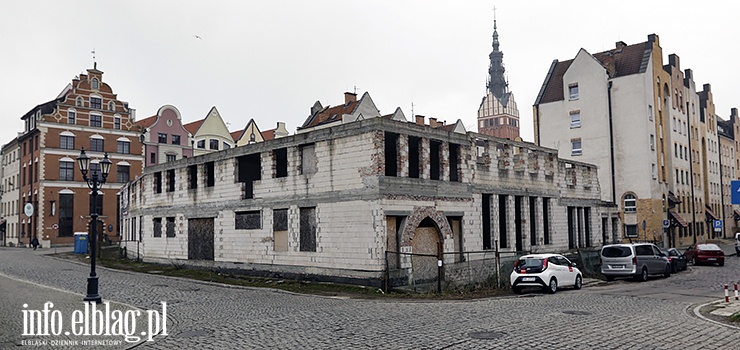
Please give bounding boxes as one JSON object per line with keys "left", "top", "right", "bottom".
{"left": 76, "top": 148, "right": 111, "bottom": 304}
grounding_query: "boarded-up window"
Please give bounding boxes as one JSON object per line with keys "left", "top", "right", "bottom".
{"left": 274, "top": 148, "right": 288, "bottom": 178}
{"left": 273, "top": 209, "right": 288, "bottom": 251}
{"left": 188, "top": 165, "right": 198, "bottom": 189}
{"left": 205, "top": 162, "right": 215, "bottom": 187}
{"left": 300, "top": 144, "right": 316, "bottom": 175}
{"left": 235, "top": 210, "right": 261, "bottom": 229}
{"left": 166, "top": 217, "right": 175, "bottom": 237}
{"left": 153, "top": 218, "right": 162, "bottom": 237}
{"left": 299, "top": 207, "right": 316, "bottom": 252}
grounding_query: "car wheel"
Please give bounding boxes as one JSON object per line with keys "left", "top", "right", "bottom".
{"left": 719, "top": 261, "right": 724, "bottom": 266}
{"left": 636, "top": 267, "right": 648, "bottom": 282}
{"left": 545, "top": 278, "right": 558, "bottom": 294}
{"left": 671, "top": 263, "right": 677, "bottom": 274}
{"left": 512, "top": 286, "right": 523, "bottom": 294}
{"left": 574, "top": 275, "right": 582, "bottom": 290}
{"left": 605, "top": 275, "right": 615, "bottom": 282}
{"left": 663, "top": 265, "right": 671, "bottom": 278}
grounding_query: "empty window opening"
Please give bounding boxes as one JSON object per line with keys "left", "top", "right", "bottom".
{"left": 166, "top": 217, "right": 176, "bottom": 237}
{"left": 167, "top": 169, "right": 175, "bottom": 192}
{"left": 529, "top": 197, "right": 537, "bottom": 246}
{"left": 515, "top": 196, "right": 523, "bottom": 252}
{"left": 274, "top": 148, "right": 288, "bottom": 178}
{"left": 205, "top": 162, "right": 215, "bottom": 187}
{"left": 154, "top": 172, "right": 162, "bottom": 194}
{"left": 299, "top": 207, "right": 317, "bottom": 252}
{"left": 188, "top": 165, "right": 198, "bottom": 189}
{"left": 482, "top": 194, "right": 492, "bottom": 250}
{"left": 449, "top": 144, "right": 460, "bottom": 182}
{"left": 237, "top": 154, "right": 261, "bottom": 199}
{"left": 273, "top": 209, "right": 288, "bottom": 252}
{"left": 384, "top": 132, "right": 398, "bottom": 177}
{"left": 430, "top": 140, "right": 441, "bottom": 180}
{"left": 408, "top": 136, "right": 420, "bottom": 178}
{"left": 499, "top": 195, "right": 508, "bottom": 248}
{"left": 235, "top": 210, "right": 261, "bottom": 230}
{"left": 543, "top": 198, "right": 551, "bottom": 244}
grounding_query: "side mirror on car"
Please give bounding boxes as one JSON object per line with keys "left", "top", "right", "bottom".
{"left": 571, "top": 262, "right": 577, "bottom": 267}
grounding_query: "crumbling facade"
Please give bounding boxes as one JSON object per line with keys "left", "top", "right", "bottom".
{"left": 121, "top": 115, "right": 616, "bottom": 286}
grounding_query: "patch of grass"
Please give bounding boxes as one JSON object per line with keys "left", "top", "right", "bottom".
{"left": 56, "top": 252, "right": 512, "bottom": 300}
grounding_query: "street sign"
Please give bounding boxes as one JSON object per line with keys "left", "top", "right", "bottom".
{"left": 713, "top": 220, "right": 722, "bottom": 232}
{"left": 662, "top": 220, "right": 670, "bottom": 228}
{"left": 732, "top": 180, "right": 740, "bottom": 204}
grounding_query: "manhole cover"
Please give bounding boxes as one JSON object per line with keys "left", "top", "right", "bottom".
{"left": 468, "top": 331, "right": 506, "bottom": 340}
{"left": 178, "top": 329, "right": 213, "bottom": 338}
{"left": 562, "top": 310, "right": 592, "bottom": 316}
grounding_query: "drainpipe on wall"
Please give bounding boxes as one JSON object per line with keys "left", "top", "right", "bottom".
{"left": 687, "top": 109, "right": 697, "bottom": 244}
{"left": 717, "top": 131, "right": 726, "bottom": 239}
{"left": 607, "top": 81, "right": 617, "bottom": 204}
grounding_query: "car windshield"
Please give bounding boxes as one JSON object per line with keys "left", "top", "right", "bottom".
{"left": 697, "top": 244, "right": 721, "bottom": 250}
{"left": 515, "top": 258, "right": 544, "bottom": 269}
{"left": 602, "top": 246, "right": 631, "bottom": 257}
{"left": 667, "top": 249, "right": 679, "bottom": 256}
{"left": 660, "top": 249, "right": 670, "bottom": 256}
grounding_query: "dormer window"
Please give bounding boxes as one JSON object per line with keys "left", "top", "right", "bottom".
{"left": 91, "top": 78, "right": 99, "bottom": 90}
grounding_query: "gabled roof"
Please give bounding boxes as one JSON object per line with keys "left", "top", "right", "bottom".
{"left": 262, "top": 129, "right": 275, "bottom": 141}
{"left": 536, "top": 40, "right": 652, "bottom": 105}
{"left": 230, "top": 130, "right": 243, "bottom": 142}
{"left": 183, "top": 119, "right": 205, "bottom": 135}
{"left": 438, "top": 119, "right": 467, "bottom": 134}
{"left": 136, "top": 115, "right": 157, "bottom": 129}
{"left": 301, "top": 100, "right": 359, "bottom": 129}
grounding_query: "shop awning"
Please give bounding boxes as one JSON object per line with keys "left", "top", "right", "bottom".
{"left": 669, "top": 211, "right": 688, "bottom": 228}
{"left": 705, "top": 206, "right": 719, "bottom": 221}
{"left": 667, "top": 191, "right": 681, "bottom": 204}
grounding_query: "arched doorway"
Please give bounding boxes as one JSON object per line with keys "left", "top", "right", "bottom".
{"left": 410, "top": 217, "right": 441, "bottom": 285}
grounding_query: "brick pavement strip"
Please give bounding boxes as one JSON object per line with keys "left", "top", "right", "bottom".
{"left": 1, "top": 247, "right": 740, "bottom": 349}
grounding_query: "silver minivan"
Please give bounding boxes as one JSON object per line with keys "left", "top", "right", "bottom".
{"left": 600, "top": 243, "right": 671, "bottom": 282}
{"left": 735, "top": 232, "right": 740, "bottom": 256}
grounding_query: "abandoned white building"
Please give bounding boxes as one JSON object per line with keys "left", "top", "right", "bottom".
{"left": 119, "top": 97, "right": 618, "bottom": 288}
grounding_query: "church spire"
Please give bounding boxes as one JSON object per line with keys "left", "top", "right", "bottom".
{"left": 487, "top": 11, "right": 507, "bottom": 99}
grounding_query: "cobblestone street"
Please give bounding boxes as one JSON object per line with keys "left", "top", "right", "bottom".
{"left": 1, "top": 247, "right": 739, "bottom": 349}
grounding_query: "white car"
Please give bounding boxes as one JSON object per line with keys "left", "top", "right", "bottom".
{"left": 510, "top": 253, "right": 583, "bottom": 294}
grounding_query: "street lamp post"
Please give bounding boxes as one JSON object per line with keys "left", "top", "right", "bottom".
{"left": 76, "top": 149, "right": 112, "bottom": 304}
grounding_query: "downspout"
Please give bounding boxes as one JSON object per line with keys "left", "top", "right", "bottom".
{"left": 607, "top": 81, "right": 617, "bottom": 204}
{"left": 687, "top": 106, "right": 697, "bottom": 244}
{"left": 718, "top": 131, "right": 726, "bottom": 238}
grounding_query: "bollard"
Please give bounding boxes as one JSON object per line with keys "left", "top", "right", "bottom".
{"left": 724, "top": 284, "right": 730, "bottom": 303}
{"left": 735, "top": 283, "right": 739, "bottom": 301}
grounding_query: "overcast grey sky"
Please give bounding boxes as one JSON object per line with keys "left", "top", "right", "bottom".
{"left": 1, "top": 1, "right": 739, "bottom": 148}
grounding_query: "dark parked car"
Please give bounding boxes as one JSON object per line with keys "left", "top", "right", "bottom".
{"left": 661, "top": 248, "right": 687, "bottom": 273}
{"left": 684, "top": 243, "right": 725, "bottom": 266}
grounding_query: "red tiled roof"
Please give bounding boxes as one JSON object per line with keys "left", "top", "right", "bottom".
{"left": 230, "top": 130, "right": 243, "bottom": 142}
{"left": 300, "top": 101, "right": 358, "bottom": 129}
{"left": 262, "top": 129, "right": 275, "bottom": 141}
{"left": 135, "top": 115, "right": 157, "bottom": 128}
{"left": 183, "top": 119, "right": 204, "bottom": 135}
{"left": 537, "top": 41, "right": 650, "bottom": 104}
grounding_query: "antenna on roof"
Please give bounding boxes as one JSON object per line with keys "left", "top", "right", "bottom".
{"left": 91, "top": 48, "right": 96, "bottom": 69}
{"left": 353, "top": 85, "right": 357, "bottom": 94}
{"left": 411, "top": 102, "right": 415, "bottom": 118}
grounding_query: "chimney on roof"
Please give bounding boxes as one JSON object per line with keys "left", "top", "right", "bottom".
{"left": 429, "top": 117, "right": 438, "bottom": 128}
{"left": 648, "top": 34, "right": 659, "bottom": 44}
{"left": 615, "top": 41, "right": 627, "bottom": 51}
{"left": 731, "top": 108, "right": 738, "bottom": 119}
{"left": 669, "top": 54, "right": 680, "bottom": 69}
{"left": 344, "top": 92, "right": 357, "bottom": 104}
{"left": 703, "top": 83, "right": 711, "bottom": 92}
{"left": 415, "top": 115, "right": 425, "bottom": 126}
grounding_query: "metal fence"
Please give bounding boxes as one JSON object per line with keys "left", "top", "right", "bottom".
{"left": 385, "top": 247, "right": 605, "bottom": 293}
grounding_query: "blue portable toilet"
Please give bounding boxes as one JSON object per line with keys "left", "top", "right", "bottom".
{"left": 74, "top": 232, "right": 88, "bottom": 254}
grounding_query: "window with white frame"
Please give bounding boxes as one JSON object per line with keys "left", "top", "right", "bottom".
{"left": 571, "top": 138, "right": 582, "bottom": 156}
{"left": 76, "top": 97, "right": 83, "bottom": 107}
{"left": 568, "top": 83, "right": 579, "bottom": 100}
{"left": 91, "top": 78, "right": 99, "bottom": 90}
{"left": 114, "top": 116, "right": 120, "bottom": 130}
{"left": 90, "top": 97, "right": 102, "bottom": 109}
{"left": 650, "top": 135, "right": 655, "bottom": 151}
{"left": 60, "top": 135, "right": 75, "bottom": 150}
{"left": 90, "top": 114, "right": 102, "bottom": 127}
{"left": 651, "top": 164, "right": 657, "bottom": 179}
{"left": 570, "top": 110, "right": 581, "bottom": 128}
{"left": 623, "top": 194, "right": 636, "bottom": 212}
{"left": 109, "top": 101, "right": 115, "bottom": 111}
{"left": 648, "top": 105, "right": 653, "bottom": 121}
{"left": 67, "top": 110, "right": 76, "bottom": 124}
